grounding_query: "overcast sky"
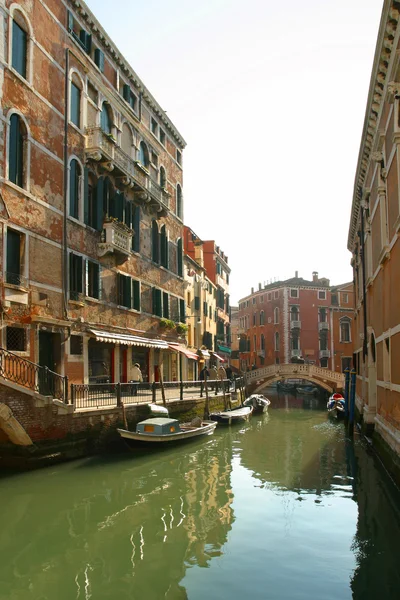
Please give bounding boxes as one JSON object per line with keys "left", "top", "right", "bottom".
{"left": 86, "top": 0, "right": 383, "bottom": 303}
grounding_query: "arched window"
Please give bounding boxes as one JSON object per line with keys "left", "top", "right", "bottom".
{"left": 9, "top": 114, "right": 27, "bottom": 188}
{"left": 177, "top": 238, "right": 183, "bottom": 277}
{"left": 100, "top": 102, "right": 112, "bottom": 135}
{"left": 132, "top": 206, "right": 141, "bottom": 253}
{"left": 70, "top": 73, "right": 82, "bottom": 128}
{"left": 340, "top": 318, "right": 351, "bottom": 343}
{"left": 274, "top": 307, "right": 279, "bottom": 324}
{"left": 290, "top": 306, "right": 299, "bottom": 321}
{"left": 139, "top": 141, "right": 149, "bottom": 168}
{"left": 253, "top": 313, "right": 257, "bottom": 326}
{"left": 260, "top": 310, "right": 265, "bottom": 325}
{"left": 160, "top": 225, "right": 169, "bottom": 269}
{"left": 261, "top": 334, "right": 265, "bottom": 351}
{"left": 11, "top": 11, "right": 30, "bottom": 80}
{"left": 275, "top": 332, "right": 280, "bottom": 351}
{"left": 152, "top": 220, "right": 159, "bottom": 263}
{"left": 176, "top": 184, "right": 183, "bottom": 219}
{"left": 69, "top": 159, "right": 81, "bottom": 219}
{"left": 121, "top": 122, "right": 133, "bottom": 156}
{"left": 160, "top": 166, "right": 166, "bottom": 189}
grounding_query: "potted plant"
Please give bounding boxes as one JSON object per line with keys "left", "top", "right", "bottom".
{"left": 160, "top": 318, "right": 176, "bottom": 330}
{"left": 175, "top": 322, "right": 188, "bottom": 335}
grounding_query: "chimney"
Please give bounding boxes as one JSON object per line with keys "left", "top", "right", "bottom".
{"left": 295, "top": 271, "right": 298, "bottom": 278}
{"left": 258, "top": 283, "right": 262, "bottom": 291}
{"left": 194, "top": 240, "right": 204, "bottom": 267}
{"left": 251, "top": 287, "right": 254, "bottom": 294}
{"left": 312, "top": 271, "right": 318, "bottom": 282}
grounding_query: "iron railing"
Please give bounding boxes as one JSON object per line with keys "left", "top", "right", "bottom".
{"left": 71, "top": 378, "right": 240, "bottom": 410}
{"left": 0, "top": 347, "right": 68, "bottom": 402}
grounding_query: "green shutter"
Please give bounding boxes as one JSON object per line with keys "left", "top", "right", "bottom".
{"left": 153, "top": 287, "right": 162, "bottom": 316}
{"left": 9, "top": 114, "right": 23, "bottom": 187}
{"left": 179, "top": 299, "right": 186, "bottom": 323}
{"left": 79, "top": 29, "right": 92, "bottom": 54}
{"left": 67, "top": 10, "right": 74, "bottom": 31}
{"left": 12, "top": 21, "right": 27, "bottom": 79}
{"left": 165, "top": 238, "right": 169, "bottom": 270}
{"left": 83, "top": 167, "right": 89, "bottom": 225}
{"left": 194, "top": 296, "right": 200, "bottom": 311}
{"left": 125, "top": 276, "right": 132, "bottom": 309}
{"left": 6, "top": 229, "right": 21, "bottom": 283}
{"left": 133, "top": 280, "right": 140, "bottom": 311}
{"left": 123, "top": 84, "right": 131, "bottom": 102}
{"left": 95, "top": 177, "right": 104, "bottom": 231}
{"left": 160, "top": 226, "right": 166, "bottom": 267}
{"left": 125, "top": 200, "right": 132, "bottom": 228}
{"left": 95, "top": 49, "right": 105, "bottom": 72}
{"left": 177, "top": 239, "right": 183, "bottom": 276}
{"left": 152, "top": 221, "right": 159, "bottom": 263}
{"left": 133, "top": 207, "right": 140, "bottom": 252}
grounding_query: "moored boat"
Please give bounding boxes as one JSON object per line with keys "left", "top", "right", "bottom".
{"left": 327, "top": 393, "right": 346, "bottom": 419}
{"left": 243, "top": 394, "right": 271, "bottom": 414}
{"left": 117, "top": 416, "right": 217, "bottom": 445}
{"left": 209, "top": 405, "right": 253, "bottom": 425}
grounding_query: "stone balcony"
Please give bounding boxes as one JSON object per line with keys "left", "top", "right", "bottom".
{"left": 318, "top": 322, "right": 329, "bottom": 331}
{"left": 98, "top": 220, "right": 133, "bottom": 259}
{"left": 290, "top": 320, "right": 301, "bottom": 330}
{"left": 319, "top": 349, "right": 331, "bottom": 359}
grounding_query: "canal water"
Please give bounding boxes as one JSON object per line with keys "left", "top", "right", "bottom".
{"left": 1, "top": 393, "right": 400, "bottom": 600}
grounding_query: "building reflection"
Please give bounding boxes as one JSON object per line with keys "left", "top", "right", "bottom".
{"left": 0, "top": 433, "right": 235, "bottom": 600}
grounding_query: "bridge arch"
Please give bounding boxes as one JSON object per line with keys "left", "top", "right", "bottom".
{"left": 245, "top": 364, "right": 344, "bottom": 396}
{"left": 252, "top": 374, "right": 334, "bottom": 394}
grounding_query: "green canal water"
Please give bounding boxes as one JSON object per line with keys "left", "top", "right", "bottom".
{"left": 1, "top": 393, "right": 400, "bottom": 600}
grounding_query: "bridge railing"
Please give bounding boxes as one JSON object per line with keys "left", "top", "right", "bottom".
{"left": 244, "top": 364, "right": 344, "bottom": 386}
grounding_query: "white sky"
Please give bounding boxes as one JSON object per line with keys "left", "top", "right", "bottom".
{"left": 86, "top": 0, "right": 383, "bottom": 303}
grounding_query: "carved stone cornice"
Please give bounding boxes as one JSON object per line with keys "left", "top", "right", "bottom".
{"left": 370, "top": 151, "right": 383, "bottom": 162}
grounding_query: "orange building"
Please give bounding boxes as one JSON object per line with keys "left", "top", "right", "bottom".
{"left": 238, "top": 273, "right": 354, "bottom": 373}
{"left": 347, "top": 0, "right": 400, "bottom": 463}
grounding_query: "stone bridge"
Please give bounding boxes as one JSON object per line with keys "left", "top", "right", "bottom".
{"left": 245, "top": 364, "right": 345, "bottom": 394}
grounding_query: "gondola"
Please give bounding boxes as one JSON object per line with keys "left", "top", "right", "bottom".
{"left": 243, "top": 394, "right": 271, "bottom": 414}
{"left": 327, "top": 393, "right": 346, "bottom": 419}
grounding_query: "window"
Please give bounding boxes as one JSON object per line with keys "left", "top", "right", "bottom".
{"left": 12, "top": 18, "right": 28, "bottom": 79}
{"left": 274, "top": 291, "right": 279, "bottom": 299}
{"left": 320, "top": 358, "right": 328, "bottom": 368}
{"left": 152, "top": 220, "right": 159, "bottom": 263}
{"left": 331, "top": 293, "right": 338, "bottom": 306}
{"left": 132, "top": 206, "right": 140, "bottom": 253}
{"left": 260, "top": 311, "right": 265, "bottom": 325}
{"left": 69, "top": 253, "right": 83, "bottom": 300}
{"left": 69, "top": 159, "right": 81, "bottom": 219}
{"left": 252, "top": 297, "right": 256, "bottom": 305}
{"left": 253, "top": 313, "right": 257, "bottom": 326}
{"left": 94, "top": 48, "right": 105, "bottom": 72}
{"left": 177, "top": 238, "right": 183, "bottom": 277}
{"left": 6, "top": 228, "right": 25, "bottom": 286}
{"left": 267, "top": 293, "right": 271, "bottom": 301}
{"left": 86, "top": 260, "right": 100, "bottom": 299}
{"left": 260, "top": 295, "right": 264, "bottom": 303}
{"left": 151, "top": 118, "right": 158, "bottom": 136}
{"left": 139, "top": 141, "right": 149, "bottom": 168}
{"left": 176, "top": 149, "right": 182, "bottom": 165}
{"left": 318, "top": 290, "right": 326, "bottom": 300}
{"left": 159, "top": 128, "right": 166, "bottom": 145}
{"left": 122, "top": 84, "right": 137, "bottom": 112}
{"left": 319, "top": 335, "right": 328, "bottom": 351}
{"left": 88, "top": 82, "right": 98, "bottom": 104}
{"left": 160, "top": 166, "right": 166, "bottom": 189}
{"left": 6, "top": 326, "right": 26, "bottom": 351}
{"left": 9, "top": 114, "right": 26, "bottom": 188}
{"left": 261, "top": 334, "right": 265, "bottom": 351}
{"left": 340, "top": 318, "right": 351, "bottom": 343}
{"left": 100, "top": 102, "right": 112, "bottom": 135}
{"left": 160, "top": 225, "right": 169, "bottom": 269}
{"left": 253, "top": 335, "right": 257, "bottom": 351}
{"left": 121, "top": 123, "right": 133, "bottom": 156}
{"left": 203, "top": 301, "right": 208, "bottom": 317}
{"left": 162, "top": 292, "right": 169, "bottom": 318}
{"left": 290, "top": 289, "right": 299, "bottom": 298}
{"left": 117, "top": 274, "right": 140, "bottom": 310}
{"left": 152, "top": 287, "right": 162, "bottom": 317}
{"left": 179, "top": 299, "right": 186, "bottom": 323}
{"left": 70, "top": 335, "right": 83, "bottom": 355}
{"left": 151, "top": 151, "right": 158, "bottom": 167}
{"left": 291, "top": 335, "right": 300, "bottom": 350}
{"left": 274, "top": 307, "right": 279, "bottom": 324}
{"left": 319, "top": 308, "right": 327, "bottom": 323}
{"left": 342, "top": 293, "right": 349, "bottom": 304}
{"left": 70, "top": 79, "right": 81, "bottom": 127}
{"left": 275, "top": 332, "right": 280, "bottom": 351}
{"left": 176, "top": 184, "right": 183, "bottom": 219}
{"left": 84, "top": 170, "right": 102, "bottom": 230}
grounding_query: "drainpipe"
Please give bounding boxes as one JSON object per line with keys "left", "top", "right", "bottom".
{"left": 62, "top": 48, "right": 69, "bottom": 320}
{"left": 359, "top": 204, "right": 368, "bottom": 360}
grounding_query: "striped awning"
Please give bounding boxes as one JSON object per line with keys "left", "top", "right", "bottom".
{"left": 198, "top": 348, "right": 210, "bottom": 359}
{"left": 89, "top": 329, "right": 168, "bottom": 349}
{"left": 211, "top": 351, "right": 226, "bottom": 363}
{"left": 168, "top": 343, "right": 198, "bottom": 361}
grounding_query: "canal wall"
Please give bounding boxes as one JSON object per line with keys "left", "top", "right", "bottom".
{"left": 0, "top": 382, "right": 232, "bottom": 469}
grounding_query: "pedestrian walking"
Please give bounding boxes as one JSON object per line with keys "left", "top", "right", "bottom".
{"left": 130, "top": 362, "right": 143, "bottom": 396}
{"left": 199, "top": 365, "right": 209, "bottom": 397}
{"left": 218, "top": 365, "right": 227, "bottom": 392}
{"left": 209, "top": 365, "right": 218, "bottom": 392}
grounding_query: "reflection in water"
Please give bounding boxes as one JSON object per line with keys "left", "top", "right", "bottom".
{"left": 0, "top": 393, "right": 400, "bottom": 599}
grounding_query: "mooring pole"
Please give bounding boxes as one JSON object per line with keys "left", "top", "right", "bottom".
{"left": 344, "top": 368, "right": 350, "bottom": 419}
{"left": 348, "top": 368, "right": 357, "bottom": 436}
{"left": 204, "top": 371, "right": 210, "bottom": 418}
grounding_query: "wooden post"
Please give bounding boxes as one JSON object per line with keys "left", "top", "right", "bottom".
{"left": 121, "top": 401, "right": 128, "bottom": 430}
{"left": 348, "top": 369, "right": 356, "bottom": 436}
{"left": 204, "top": 371, "right": 210, "bottom": 418}
{"left": 222, "top": 379, "right": 227, "bottom": 410}
{"left": 344, "top": 368, "right": 350, "bottom": 418}
{"left": 159, "top": 372, "right": 166, "bottom": 407}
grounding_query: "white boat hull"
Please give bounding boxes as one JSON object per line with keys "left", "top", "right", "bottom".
{"left": 117, "top": 420, "right": 217, "bottom": 443}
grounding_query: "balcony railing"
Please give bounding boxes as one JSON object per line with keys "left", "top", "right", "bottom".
{"left": 319, "top": 349, "right": 331, "bottom": 358}
{"left": 98, "top": 220, "right": 133, "bottom": 258}
{"left": 291, "top": 349, "right": 302, "bottom": 357}
{"left": 318, "top": 322, "right": 329, "bottom": 331}
{"left": 290, "top": 320, "right": 301, "bottom": 329}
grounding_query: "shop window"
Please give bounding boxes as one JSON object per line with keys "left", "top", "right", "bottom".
{"left": 9, "top": 113, "right": 27, "bottom": 188}
{"left": 6, "top": 326, "right": 26, "bottom": 351}
{"left": 70, "top": 335, "right": 83, "bottom": 355}
{"left": 6, "top": 228, "right": 25, "bottom": 286}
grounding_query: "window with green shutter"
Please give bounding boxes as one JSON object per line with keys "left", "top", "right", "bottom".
{"left": 163, "top": 292, "right": 169, "bottom": 319}
{"left": 177, "top": 238, "right": 183, "bottom": 276}
{"left": 100, "top": 102, "right": 112, "bottom": 134}
{"left": 6, "top": 229, "right": 23, "bottom": 285}
{"left": 194, "top": 296, "right": 200, "bottom": 311}
{"left": 132, "top": 206, "right": 140, "bottom": 253}
{"left": 70, "top": 82, "right": 81, "bottom": 127}
{"left": 86, "top": 260, "right": 100, "bottom": 299}
{"left": 132, "top": 279, "right": 141, "bottom": 311}
{"left": 69, "top": 159, "right": 80, "bottom": 219}
{"left": 160, "top": 225, "right": 169, "bottom": 269}
{"left": 123, "top": 84, "right": 137, "bottom": 111}
{"left": 12, "top": 20, "right": 27, "bottom": 79}
{"left": 179, "top": 299, "right": 186, "bottom": 323}
{"left": 203, "top": 301, "right": 208, "bottom": 317}
{"left": 152, "top": 221, "right": 159, "bottom": 263}
{"left": 117, "top": 274, "right": 132, "bottom": 309}
{"left": 9, "top": 114, "right": 24, "bottom": 188}
{"left": 152, "top": 287, "right": 162, "bottom": 317}
{"left": 95, "top": 48, "right": 105, "bottom": 72}
{"left": 69, "top": 253, "right": 83, "bottom": 300}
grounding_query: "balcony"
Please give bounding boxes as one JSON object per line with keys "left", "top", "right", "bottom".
{"left": 290, "top": 320, "right": 301, "bottom": 330}
{"left": 98, "top": 219, "right": 133, "bottom": 258}
{"left": 318, "top": 322, "right": 329, "bottom": 332}
{"left": 319, "top": 350, "right": 331, "bottom": 359}
{"left": 291, "top": 349, "right": 302, "bottom": 358}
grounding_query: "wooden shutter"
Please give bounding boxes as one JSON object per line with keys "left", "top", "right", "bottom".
{"left": 9, "top": 114, "right": 23, "bottom": 187}
{"left": 83, "top": 167, "right": 89, "bottom": 225}
{"left": 95, "top": 177, "right": 104, "bottom": 231}
{"left": 133, "top": 206, "right": 140, "bottom": 252}
{"left": 94, "top": 49, "right": 105, "bottom": 72}
{"left": 194, "top": 296, "right": 200, "bottom": 311}
{"left": 152, "top": 221, "right": 159, "bottom": 263}
{"left": 6, "top": 229, "right": 21, "bottom": 282}
{"left": 160, "top": 226, "right": 166, "bottom": 267}
{"left": 132, "top": 280, "right": 140, "bottom": 311}
{"left": 179, "top": 299, "right": 186, "bottom": 323}
{"left": 163, "top": 292, "right": 169, "bottom": 319}
{"left": 177, "top": 239, "right": 183, "bottom": 276}
{"left": 123, "top": 84, "right": 131, "bottom": 102}
{"left": 67, "top": 10, "right": 74, "bottom": 31}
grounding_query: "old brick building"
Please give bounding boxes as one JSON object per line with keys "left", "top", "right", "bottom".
{"left": 0, "top": 0, "right": 187, "bottom": 385}
{"left": 238, "top": 272, "right": 354, "bottom": 373}
{"left": 348, "top": 0, "right": 400, "bottom": 461}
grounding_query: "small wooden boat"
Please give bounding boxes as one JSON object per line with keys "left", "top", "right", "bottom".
{"left": 243, "top": 394, "right": 271, "bottom": 414}
{"left": 296, "top": 385, "right": 318, "bottom": 395}
{"left": 117, "top": 416, "right": 217, "bottom": 445}
{"left": 327, "top": 393, "right": 345, "bottom": 419}
{"left": 209, "top": 405, "right": 253, "bottom": 425}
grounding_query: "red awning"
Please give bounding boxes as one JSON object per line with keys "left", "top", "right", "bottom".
{"left": 211, "top": 352, "right": 226, "bottom": 363}
{"left": 168, "top": 343, "right": 198, "bottom": 361}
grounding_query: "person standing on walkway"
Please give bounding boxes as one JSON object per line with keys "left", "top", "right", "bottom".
{"left": 218, "top": 365, "right": 227, "bottom": 392}
{"left": 209, "top": 364, "right": 218, "bottom": 392}
{"left": 199, "top": 365, "right": 209, "bottom": 397}
{"left": 131, "top": 363, "right": 143, "bottom": 396}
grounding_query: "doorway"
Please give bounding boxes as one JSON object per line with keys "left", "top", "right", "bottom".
{"left": 39, "top": 331, "right": 61, "bottom": 373}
